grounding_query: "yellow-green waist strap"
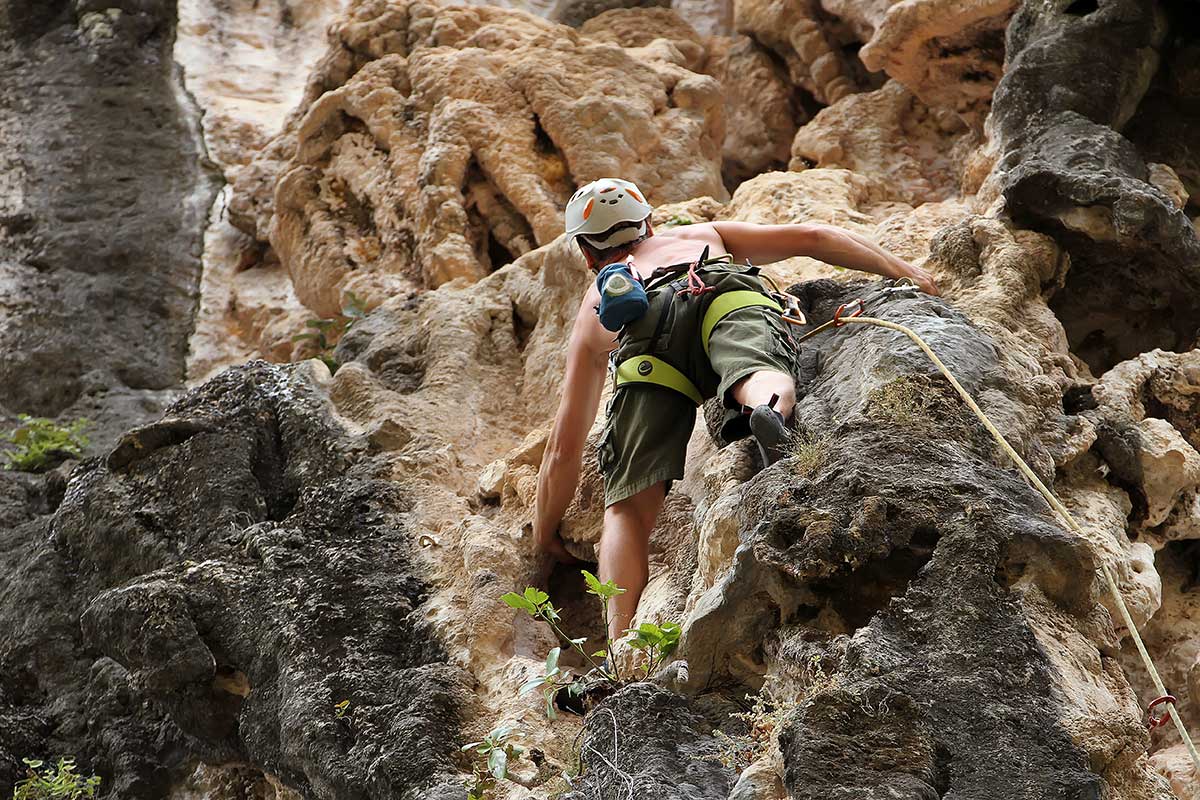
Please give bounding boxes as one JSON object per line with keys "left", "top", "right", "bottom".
{"left": 615, "top": 355, "right": 703, "bottom": 405}
{"left": 701, "top": 291, "right": 782, "bottom": 356}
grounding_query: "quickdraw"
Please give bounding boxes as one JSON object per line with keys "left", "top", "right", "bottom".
{"left": 1146, "top": 695, "right": 1177, "bottom": 731}
{"left": 757, "top": 270, "right": 807, "bottom": 327}
{"left": 832, "top": 298, "right": 865, "bottom": 326}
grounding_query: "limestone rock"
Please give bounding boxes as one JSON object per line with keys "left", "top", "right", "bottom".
{"left": 233, "top": 0, "right": 726, "bottom": 318}
{"left": 790, "top": 80, "right": 971, "bottom": 205}
{"left": 548, "top": 0, "right": 667, "bottom": 28}
{"left": 855, "top": 0, "right": 1017, "bottom": 128}
{"left": 579, "top": 7, "right": 706, "bottom": 71}
{"left": 0, "top": 361, "right": 471, "bottom": 798}
{"left": 705, "top": 35, "right": 804, "bottom": 185}
{"left": 1089, "top": 349, "right": 1200, "bottom": 548}
{"left": 989, "top": 0, "right": 1200, "bottom": 374}
{"left": 176, "top": 0, "right": 347, "bottom": 382}
{"left": 1125, "top": 21, "right": 1200, "bottom": 212}
{"left": 558, "top": 683, "right": 736, "bottom": 800}
{"left": 5, "top": 1, "right": 1200, "bottom": 797}
{"left": 1121, "top": 543, "right": 1200, "bottom": 791}
{"left": 733, "top": 0, "right": 875, "bottom": 105}
{"left": 0, "top": 0, "right": 218, "bottom": 451}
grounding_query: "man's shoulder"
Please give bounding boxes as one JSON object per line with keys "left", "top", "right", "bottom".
{"left": 653, "top": 221, "right": 721, "bottom": 240}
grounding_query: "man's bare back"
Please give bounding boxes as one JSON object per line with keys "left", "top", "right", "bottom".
{"left": 574, "top": 223, "right": 730, "bottom": 357}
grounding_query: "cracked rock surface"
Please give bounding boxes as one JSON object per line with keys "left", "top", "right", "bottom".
{"left": 1, "top": 0, "right": 1199, "bottom": 798}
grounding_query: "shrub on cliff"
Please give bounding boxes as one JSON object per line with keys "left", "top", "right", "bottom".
{"left": 13, "top": 758, "right": 101, "bottom": 800}
{"left": 2, "top": 416, "right": 89, "bottom": 472}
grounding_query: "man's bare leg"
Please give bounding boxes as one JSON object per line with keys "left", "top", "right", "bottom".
{"left": 599, "top": 481, "right": 666, "bottom": 644}
{"left": 732, "top": 369, "right": 795, "bottom": 418}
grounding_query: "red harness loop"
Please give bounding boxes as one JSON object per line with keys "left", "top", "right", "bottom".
{"left": 676, "top": 260, "right": 716, "bottom": 298}
{"left": 1146, "top": 695, "right": 1177, "bottom": 730}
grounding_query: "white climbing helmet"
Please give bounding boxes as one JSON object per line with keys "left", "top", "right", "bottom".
{"left": 565, "top": 178, "right": 653, "bottom": 247}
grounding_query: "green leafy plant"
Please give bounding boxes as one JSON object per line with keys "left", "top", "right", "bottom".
{"left": 581, "top": 569, "right": 625, "bottom": 669}
{"left": 13, "top": 757, "right": 101, "bottom": 799}
{"left": 502, "top": 585, "right": 617, "bottom": 685}
{"left": 3, "top": 416, "right": 89, "bottom": 472}
{"left": 462, "top": 724, "right": 525, "bottom": 800}
{"left": 520, "top": 646, "right": 580, "bottom": 720}
{"left": 291, "top": 291, "right": 369, "bottom": 374}
{"left": 503, "top": 570, "right": 684, "bottom": 722}
{"left": 625, "top": 620, "right": 681, "bottom": 678}
{"left": 334, "top": 699, "right": 352, "bottom": 723}
{"left": 661, "top": 214, "right": 694, "bottom": 227}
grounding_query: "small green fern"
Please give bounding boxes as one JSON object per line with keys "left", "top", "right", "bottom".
{"left": 13, "top": 758, "right": 101, "bottom": 799}
{"left": 3, "top": 416, "right": 90, "bottom": 472}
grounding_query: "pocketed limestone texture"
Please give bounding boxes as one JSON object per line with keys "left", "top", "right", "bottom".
{"left": 231, "top": 0, "right": 725, "bottom": 318}
{"left": 2, "top": 0, "right": 1200, "bottom": 798}
{"left": 0, "top": 362, "right": 470, "bottom": 798}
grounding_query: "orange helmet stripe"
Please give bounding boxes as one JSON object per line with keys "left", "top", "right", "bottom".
{"left": 582, "top": 198, "right": 594, "bottom": 219}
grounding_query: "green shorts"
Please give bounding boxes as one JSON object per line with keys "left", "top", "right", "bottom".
{"left": 598, "top": 263, "right": 801, "bottom": 507}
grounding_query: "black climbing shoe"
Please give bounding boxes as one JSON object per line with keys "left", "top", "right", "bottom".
{"left": 750, "top": 403, "right": 789, "bottom": 467}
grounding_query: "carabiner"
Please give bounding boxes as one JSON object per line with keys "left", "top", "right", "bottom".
{"left": 1146, "top": 695, "right": 1177, "bottom": 730}
{"left": 832, "top": 298, "right": 865, "bottom": 327}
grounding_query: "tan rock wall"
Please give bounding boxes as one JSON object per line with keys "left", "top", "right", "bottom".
{"left": 233, "top": 0, "right": 726, "bottom": 319}
{"left": 199, "top": 1, "right": 1200, "bottom": 794}
{"left": 177, "top": 0, "right": 348, "bottom": 383}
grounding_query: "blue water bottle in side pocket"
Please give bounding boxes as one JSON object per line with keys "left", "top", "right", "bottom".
{"left": 595, "top": 262, "right": 649, "bottom": 332}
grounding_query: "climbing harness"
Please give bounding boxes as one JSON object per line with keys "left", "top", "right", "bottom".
{"left": 614, "top": 355, "right": 703, "bottom": 405}
{"left": 608, "top": 249, "right": 799, "bottom": 403}
{"left": 701, "top": 290, "right": 783, "bottom": 356}
{"left": 798, "top": 279, "right": 1200, "bottom": 776}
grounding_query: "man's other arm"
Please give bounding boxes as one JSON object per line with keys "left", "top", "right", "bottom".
{"left": 533, "top": 292, "right": 612, "bottom": 560}
{"left": 710, "top": 221, "right": 940, "bottom": 295}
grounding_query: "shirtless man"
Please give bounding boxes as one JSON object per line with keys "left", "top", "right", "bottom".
{"left": 533, "top": 178, "right": 938, "bottom": 646}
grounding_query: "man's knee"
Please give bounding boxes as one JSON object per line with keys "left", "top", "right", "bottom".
{"left": 604, "top": 481, "right": 666, "bottom": 531}
{"left": 733, "top": 369, "right": 795, "bottom": 404}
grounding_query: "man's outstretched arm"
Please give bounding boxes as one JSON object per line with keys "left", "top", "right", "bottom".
{"left": 534, "top": 297, "right": 612, "bottom": 561}
{"left": 710, "top": 221, "right": 940, "bottom": 295}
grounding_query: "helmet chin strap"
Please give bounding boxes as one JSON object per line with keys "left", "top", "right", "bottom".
{"left": 581, "top": 220, "right": 647, "bottom": 250}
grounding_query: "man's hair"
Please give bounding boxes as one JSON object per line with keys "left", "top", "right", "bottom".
{"left": 576, "top": 219, "right": 649, "bottom": 269}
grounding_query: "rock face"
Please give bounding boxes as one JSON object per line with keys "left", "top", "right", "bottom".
{"left": 177, "top": 0, "right": 348, "bottom": 383}
{"left": 231, "top": 0, "right": 726, "bottom": 318}
{"left": 988, "top": 0, "right": 1200, "bottom": 375}
{"left": 2, "top": 0, "right": 1200, "bottom": 799}
{"left": 0, "top": 0, "right": 218, "bottom": 446}
{"left": 1, "top": 362, "right": 470, "bottom": 797}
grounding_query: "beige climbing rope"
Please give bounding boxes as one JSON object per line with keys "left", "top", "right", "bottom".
{"left": 806, "top": 307, "right": 1200, "bottom": 776}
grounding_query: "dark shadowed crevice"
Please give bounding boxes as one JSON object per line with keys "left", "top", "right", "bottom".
{"left": 3, "top": 0, "right": 70, "bottom": 39}
{"left": 546, "top": 560, "right": 605, "bottom": 672}
{"left": 1047, "top": 250, "right": 1198, "bottom": 376}
{"left": 1064, "top": 0, "right": 1100, "bottom": 17}
{"left": 487, "top": 229, "right": 517, "bottom": 271}
{"left": 511, "top": 301, "right": 535, "bottom": 352}
{"left": 802, "top": 528, "right": 940, "bottom": 632}
{"left": 532, "top": 112, "right": 556, "bottom": 157}
{"left": 463, "top": 159, "right": 536, "bottom": 273}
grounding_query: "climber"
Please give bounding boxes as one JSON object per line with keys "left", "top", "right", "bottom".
{"left": 533, "top": 177, "right": 938, "bottom": 650}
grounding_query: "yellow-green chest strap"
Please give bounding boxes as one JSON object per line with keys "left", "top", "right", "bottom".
{"left": 614, "top": 355, "right": 703, "bottom": 405}
{"left": 701, "top": 291, "right": 782, "bottom": 357}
